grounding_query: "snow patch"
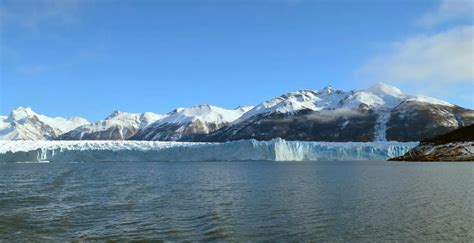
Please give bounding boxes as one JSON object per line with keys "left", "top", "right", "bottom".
{"left": 366, "top": 82, "right": 404, "bottom": 98}
{"left": 405, "top": 96, "right": 453, "bottom": 107}
{"left": 156, "top": 104, "right": 248, "bottom": 126}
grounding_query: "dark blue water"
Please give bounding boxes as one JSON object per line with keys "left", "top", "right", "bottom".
{"left": 1, "top": 161, "right": 473, "bottom": 241}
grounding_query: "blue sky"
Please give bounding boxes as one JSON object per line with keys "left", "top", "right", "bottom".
{"left": 1, "top": 0, "right": 473, "bottom": 121}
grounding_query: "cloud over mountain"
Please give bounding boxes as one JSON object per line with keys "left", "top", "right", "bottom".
{"left": 357, "top": 0, "right": 473, "bottom": 105}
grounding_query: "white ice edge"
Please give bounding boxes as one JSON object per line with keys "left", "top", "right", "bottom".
{"left": 0, "top": 139, "right": 418, "bottom": 162}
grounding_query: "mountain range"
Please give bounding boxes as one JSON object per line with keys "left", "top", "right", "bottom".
{"left": 0, "top": 107, "right": 89, "bottom": 140}
{"left": 2, "top": 83, "right": 473, "bottom": 142}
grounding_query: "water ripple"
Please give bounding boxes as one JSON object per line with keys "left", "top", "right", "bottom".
{"left": 0, "top": 161, "right": 473, "bottom": 241}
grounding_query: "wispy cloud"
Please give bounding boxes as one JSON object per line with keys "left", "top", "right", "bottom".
{"left": 358, "top": 26, "right": 473, "bottom": 86}
{"left": 417, "top": 0, "right": 474, "bottom": 28}
{"left": 0, "top": 0, "right": 86, "bottom": 29}
{"left": 356, "top": 0, "right": 474, "bottom": 105}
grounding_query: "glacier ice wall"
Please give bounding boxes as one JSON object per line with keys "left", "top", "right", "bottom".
{"left": 0, "top": 139, "right": 417, "bottom": 162}
{"left": 373, "top": 111, "right": 391, "bottom": 141}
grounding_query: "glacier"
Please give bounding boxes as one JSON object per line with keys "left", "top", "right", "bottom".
{"left": 373, "top": 110, "right": 391, "bottom": 141}
{"left": 0, "top": 139, "right": 417, "bottom": 162}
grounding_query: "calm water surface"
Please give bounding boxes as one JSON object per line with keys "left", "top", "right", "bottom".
{"left": 0, "top": 161, "right": 473, "bottom": 241}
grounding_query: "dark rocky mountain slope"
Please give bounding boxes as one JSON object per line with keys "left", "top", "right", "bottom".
{"left": 389, "top": 125, "right": 474, "bottom": 161}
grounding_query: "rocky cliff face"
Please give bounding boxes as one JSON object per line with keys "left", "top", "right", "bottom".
{"left": 205, "top": 108, "right": 378, "bottom": 142}
{"left": 386, "top": 101, "right": 474, "bottom": 142}
{"left": 389, "top": 125, "right": 474, "bottom": 161}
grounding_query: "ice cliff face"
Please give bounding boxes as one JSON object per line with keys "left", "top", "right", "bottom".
{"left": 131, "top": 105, "right": 253, "bottom": 141}
{"left": 0, "top": 139, "right": 417, "bottom": 162}
{"left": 59, "top": 111, "right": 164, "bottom": 140}
{"left": 0, "top": 107, "right": 89, "bottom": 140}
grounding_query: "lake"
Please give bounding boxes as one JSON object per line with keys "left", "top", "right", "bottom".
{"left": 0, "top": 161, "right": 473, "bottom": 241}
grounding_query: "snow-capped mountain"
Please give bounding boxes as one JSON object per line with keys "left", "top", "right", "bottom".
{"left": 139, "top": 112, "right": 165, "bottom": 130}
{"left": 3, "top": 83, "right": 473, "bottom": 142}
{"left": 207, "top": 83, "right": 473, "bottom": 142}
{"left": 131, "top": 105, "right": 253, "bottom": 141}
{"left": 0, "top": 107, "right": 89, "bottom": 140}
{"left": 59, "top": 111, "right": 165, "bottom": 140}
{"left": 235, "top": 83, "right": 452, "bottom": 121}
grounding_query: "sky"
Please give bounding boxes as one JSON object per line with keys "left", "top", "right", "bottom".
{"left": 0, "top": 0, "right": 473, "bottom": 121}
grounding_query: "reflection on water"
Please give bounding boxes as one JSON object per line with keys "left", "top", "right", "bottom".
{"left": 0, "top": 161, "right": 473, "bottom": 241}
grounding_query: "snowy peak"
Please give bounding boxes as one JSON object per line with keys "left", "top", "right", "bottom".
{"left": 139, "top": 112, "right": 166, "bottom": 130}
{"left": 240, "top": 90, "right": 318, "bottom": 118}
{"left": 1, "top": 107, "right": 89, "bottom": 140}
{"left": 404, "top": 96, "right": 453, "bottom": 107}
{"left": 6, "top": 106, "right": 89, "bottom": 132}
{"left": 36, "top": 115, "right": 89, "bottom": 133}
{"left": 105, "top": 110, "right": 138, "bottom": 121}
{"left": 237, "top": 87, "right": 349, "bottom": 121}
{"left": 59, "top": 110, "right": 165, "bottom": 140}
{"left": 159, "top": 104, "right": 248, "bottom": 125}
{"left": 106, "top": 110, "right": 122, "bottom": 119}
{"left": 173, "top": 104, "right": 215, "bottom": 116}
{"left": 238, "top": 82, "right": 456, "bottom": 123}
{"left": 351, "top": 82, "right": 405, "bottom": 109}
{"left": 366, "top": 82, "right": 404, "bottom": 98}
{"left": 7, "top": 106, "right": 36, "bottom": 122}
{"left": 132, "top": 105, "right": 252, "bottom": 141}
{"left": 102, "top": 110, "right": 163, "bottom": 130}
{"left": 322, "top": 85, "right": 334, "bottom": 94}
{"left": 363, "top": 82, "right": 453, "bottom": 107}
{"left": 235, "top": 106, "right": 254, "bottom": 114}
